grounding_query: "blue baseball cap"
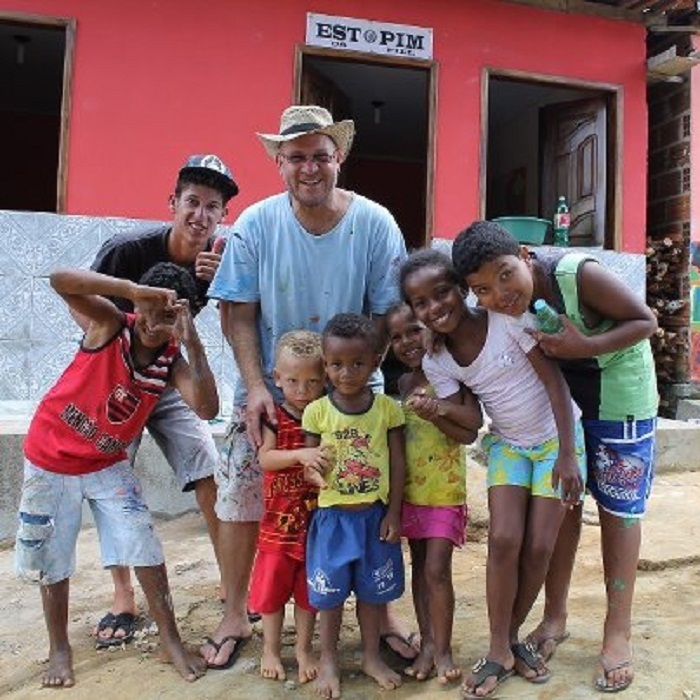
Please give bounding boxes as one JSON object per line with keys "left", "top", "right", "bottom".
{"left": 179, "top": 154, "right": 239, "bottom": 199}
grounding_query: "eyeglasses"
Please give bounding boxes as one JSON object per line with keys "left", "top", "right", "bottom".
{"left": 278, "top": 152, "right": 336, "bottom": 166}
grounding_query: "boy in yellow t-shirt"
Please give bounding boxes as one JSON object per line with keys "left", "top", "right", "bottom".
{"left": 302, "top": 313, "right": 406, "bottom": 698}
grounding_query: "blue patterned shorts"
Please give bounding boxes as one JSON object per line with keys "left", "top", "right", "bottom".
{"left": 584, "top": 417, "right": 656, "bottom": 518}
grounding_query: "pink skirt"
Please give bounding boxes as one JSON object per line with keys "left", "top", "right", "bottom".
{"left": 401, "top": 502, "right": 468, "bottom": 547}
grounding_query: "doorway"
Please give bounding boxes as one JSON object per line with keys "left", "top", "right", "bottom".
{"left": 485, "top": 73, "right": 620, "bottom": 249}
{"left": 0, "top": 16, "right": 74, "bottom": 212}
{"left": 296, "top": 48, "right": 435, "bottom": 251}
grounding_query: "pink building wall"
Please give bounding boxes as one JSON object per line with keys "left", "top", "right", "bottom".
{"left": 6, "top": 0, "right": 648, "bottom": 249}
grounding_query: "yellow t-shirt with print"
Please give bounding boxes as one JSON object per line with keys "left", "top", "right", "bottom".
{"left": 404, "top": 406, "right": 466, "bottom": 506}
{"left": 302, "top": 393, "right": 405, "bottom": 508}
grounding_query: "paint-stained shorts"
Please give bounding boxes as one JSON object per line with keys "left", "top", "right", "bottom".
{"left": 484, "top": 421, "right": 587, "bottom": 500}
{"left": 584, "top": 417, "right": 656, "bottom": 518}
{"left": 306, "top": 502, "right": 405, "bottom": 610}
{"left": 129, "top": 387, "right": 217, "bottom": 492}
{"left": 15, "top": 460, "right": 163, "bottom": 586}
{"left": 214, "top": 405, "right": 264, "bottom": 522}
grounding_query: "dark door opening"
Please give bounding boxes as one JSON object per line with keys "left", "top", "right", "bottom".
{"left": 0, "top": 19, "right": 68, "bottom": 212}
{"left": 486, "top": 75, "right": 617, "bottom": 248}
{"left": 297, "top": 50, "right": 433, "bottom": 251}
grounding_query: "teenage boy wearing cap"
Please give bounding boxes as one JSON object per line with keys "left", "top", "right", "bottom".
{"left": 73, "top": 155, "right": 238, "bottom": 647}
{"left": 206, "top": 106, "right": 411, "bottom": 682}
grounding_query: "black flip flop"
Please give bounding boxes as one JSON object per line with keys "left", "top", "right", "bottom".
{"left": 204, "top": 635, "right": 249, "bottom": 670}
{"left": 95, "top": 612, "right": 137, "bottom": 649}
{"left": 379, "top": 631, "right": 419, "bottom": 664}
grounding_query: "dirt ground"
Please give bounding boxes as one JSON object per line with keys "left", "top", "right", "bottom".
{"left": 1, "top": 461, "right": 699, "bottom": 700}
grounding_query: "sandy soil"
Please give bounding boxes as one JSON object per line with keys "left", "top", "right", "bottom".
{"left": 1, "top": 461, "right": 699, "bottom": 700}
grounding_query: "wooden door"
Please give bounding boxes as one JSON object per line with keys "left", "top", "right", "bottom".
{"left": 541, "top": 97, "right": 607, "bottom": 247}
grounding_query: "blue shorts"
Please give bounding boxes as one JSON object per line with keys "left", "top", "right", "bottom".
{"left": 306, "top": 502, "right": 405, "bottom": 610}
{"left": 15, "top": 460, "right": 164, "bottom": 586}
{"left": 484, "top": 421, "right": 587, "bottom": 500}
{"left": 584, "top": 417, "right": 656, "bottom": 518}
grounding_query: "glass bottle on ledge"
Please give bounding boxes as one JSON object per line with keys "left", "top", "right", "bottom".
{"left": 553, "top": 195, "right": 570, "bottom": 247}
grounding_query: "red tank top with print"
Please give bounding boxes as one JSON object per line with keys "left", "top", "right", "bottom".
{"left": 258, "top": 404, "right": 318, "bottom": 561}
{"left": 24, "top": 314, "right": 180, "bottom": 475}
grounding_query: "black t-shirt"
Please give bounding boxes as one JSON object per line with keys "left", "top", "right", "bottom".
{"left": 90, "top": 225, "right": 212, "bottom": 317}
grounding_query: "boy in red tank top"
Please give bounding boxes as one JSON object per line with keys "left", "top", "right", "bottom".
{"left": 15, "top": 263, "right": 218, "bottom": 688}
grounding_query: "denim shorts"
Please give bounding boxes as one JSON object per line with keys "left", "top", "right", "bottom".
{"left": 306, "top": 502, "right": 405, "bottom": 610}
{"left": 584, "top": 417, "right": 656, "bottom": 518}
{"left": 130, "top": 387, "right": 217, "bottom": 492}
{"left": 214, "top": 405, "right": 264, "bottom": 522}
{"left": 484, "top": 421, "right": 587, "bottom": 500}
{"left": 15, "top": 460, "right": 164, "bottom": 586}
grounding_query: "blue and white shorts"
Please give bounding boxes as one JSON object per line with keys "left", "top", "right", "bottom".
{"left": 15, "top": 460, "right": 164, "bottom": 586}
{"left": 584, "top": 417, "right": 656, "bottom": 518}
{"left": 306, "top": 502, "right": 404, "bottom": 610}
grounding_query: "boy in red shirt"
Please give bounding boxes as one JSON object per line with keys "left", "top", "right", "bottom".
{"left": 247, "top": 330, "right": 328, "bottom": 684}
{"left": 15, "top": 263, "right": 218, "bottom": 687}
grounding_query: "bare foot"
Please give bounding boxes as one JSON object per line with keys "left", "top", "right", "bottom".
{"left": 404, "top": 640, "right": 434, "bottom": 680}
{"left": 159, "top": 641, "right": 207, "bottom": 682}
{"left": 435, "top": 651, "right": 462, "bottom": 684}
{"left": 361, "top": 655, "right": 402, "bottom": 690}
{"left": 315, "top": 657, "right": 341, "bottom": 698}
{"left": 525, "top": 618, "right": 569, "bottom": 662}
{"left": 296, "top": 648, "right": 319, "bottom": 684}
{"left": 41, "top": 648, "right": 75, "bottom": 688}
{"left": 260, "top": 648, "right": 286, "bottom": 680}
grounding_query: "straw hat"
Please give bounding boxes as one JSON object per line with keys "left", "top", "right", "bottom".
{"left": 257, "top": 105, "right": 355, "bottom": 159}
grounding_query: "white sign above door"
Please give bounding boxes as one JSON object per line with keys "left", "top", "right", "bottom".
{"left": 306, "top": 13, "right": 433, "bottom": 60}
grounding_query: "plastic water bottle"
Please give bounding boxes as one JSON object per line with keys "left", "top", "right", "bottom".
{"left": 533, "top": 299, "right": 563, "bottom": 334}
{"left": 553, "top": 196, "right": 570, "bottom": 247}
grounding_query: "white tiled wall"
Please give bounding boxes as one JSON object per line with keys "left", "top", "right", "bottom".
{"left": 0, "top": 210, "right": 234, "bottom": 416}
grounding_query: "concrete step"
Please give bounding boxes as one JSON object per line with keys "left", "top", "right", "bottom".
{"left": 655, "top": 417, "right": 700, "bottom": 473}
{"left": 676, "top": 398, "right": 700, "bottom": 421}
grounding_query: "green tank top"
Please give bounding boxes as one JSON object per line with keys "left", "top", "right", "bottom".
{"left": 554, "top": 253, "right": 657, "bottom": 421}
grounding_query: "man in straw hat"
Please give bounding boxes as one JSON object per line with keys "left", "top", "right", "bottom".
{"left": 206, "top": 106, "right": 413, "bottom": 687}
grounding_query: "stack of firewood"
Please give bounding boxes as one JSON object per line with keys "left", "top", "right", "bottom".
{"left": 646, "top": 235, "right": 690, "bottom": 412}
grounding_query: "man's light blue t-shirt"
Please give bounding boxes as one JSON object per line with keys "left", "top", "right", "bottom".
{"left": 208, "top": 191, "right": 406, "bottom": 404}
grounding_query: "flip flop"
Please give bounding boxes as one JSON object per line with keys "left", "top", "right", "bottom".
{"left": 379, "top": 631, "right": 419, "bottom": 664}
{"left": 525, "top": 630, "right": 570, "bottom": 662}
{"left": 95, "top": 612, "right": 137, "bottom": 649}
{"left": 511, "top": 641, "right": 551, "bottom": 684}
{"left": 203, "top": 635, "right": 249, "bottom": 670}
{"left": 594, "top": 659, "right": 634, "bottom": 693}
{"left": 461, "top": 657, "right": 514, "bottom": 699}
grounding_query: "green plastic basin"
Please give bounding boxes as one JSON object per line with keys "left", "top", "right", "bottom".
{"left": 492, "top": 216, "right": 551, "bottom": 245}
